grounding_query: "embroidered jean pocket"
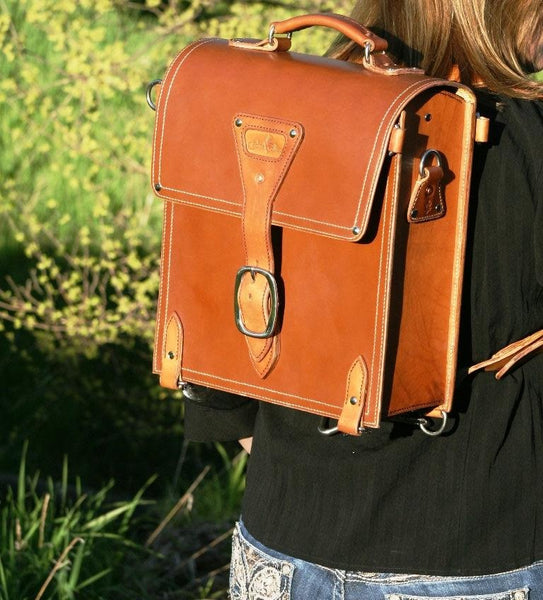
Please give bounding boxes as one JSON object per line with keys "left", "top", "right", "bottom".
{"left": 385, "top": 588, "right": 529, "bottom": 600}
{"left": 229, "top": 524, "right": 295, "bottom": 600}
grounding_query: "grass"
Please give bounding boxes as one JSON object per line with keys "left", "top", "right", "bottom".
{"left": 0, "top": 442, "right": 245, "bottom": 598}
{"left": 0, "top": 442, "right": 152, "bottom": 598}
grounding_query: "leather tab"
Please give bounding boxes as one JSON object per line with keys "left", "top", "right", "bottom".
{"left": 364, "top": 52, "right": 424, "bottom": 76}
{"left": 228, "top": 37, "right": 292, "bottom": 52}
{"left": 160, "top": 312, "right": 184, "bottom": 389}
{"left": 407, "top": 165, "right": 445, "bottom": 223}
{"left": 475, "top": 115, "right": 490, "bottom": 143}
{"left": 388, "top": 111, "right": 406, "bottom": 154}
{"left": 233, "top": 114, "right": 304, "bottom": 378}
{"left": 469, "top": 328, "right": 543, "bottom": 380}
{"left": 337, "top": 356, "right": 368, "bottom": 435}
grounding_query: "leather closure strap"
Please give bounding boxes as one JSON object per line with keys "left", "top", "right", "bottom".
{"left": 232, "top": 114, "right": 304, "bottom": 378}
{"left": 337, "top": 356, "right": 368, "bottom": 435}
{"left": 468, "top": 328, "right": 543, "bottom": 379}
{"left": 160, "top": 312, "right": 184, "bottom": 389}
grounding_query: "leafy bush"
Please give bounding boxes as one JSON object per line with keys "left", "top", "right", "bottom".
{"left": 0, "top": 0, "right": 349, "bottom": 487}
{"left": 0, "top": 0, "right": 349, "bottom": 255}
{"left": 0, "top": 0, "right": 352, "bottom": 340}
{"left": 0, "top": 0, "right": 350, "bottom": 594}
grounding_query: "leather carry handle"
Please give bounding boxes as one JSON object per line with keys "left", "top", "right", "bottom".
{"left": 270, "top": 13, "right": 388, "bottom": 53}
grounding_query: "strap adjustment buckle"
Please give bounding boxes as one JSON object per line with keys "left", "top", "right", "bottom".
{"left": 234, "top": 266, "right": 279, "bottom": 339}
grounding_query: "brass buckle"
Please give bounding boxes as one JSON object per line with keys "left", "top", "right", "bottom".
{"left": 234, "top": 266, "right": 278, "bottom": 339}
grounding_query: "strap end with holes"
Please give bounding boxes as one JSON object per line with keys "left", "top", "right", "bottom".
{"left": 468, "top": 328, "right": 543, "bottom": 379}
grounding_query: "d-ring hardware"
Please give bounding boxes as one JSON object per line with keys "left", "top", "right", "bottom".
{"left": 419, "top": 148, "right": 443, "bottom": 177}
{"left": 267, "top": 24, "right": 276, "bottom": 45}
{"left": 146, "top": 79, "right": 162, "bottom": 111}
{"left": 267, "top": 24, "right": 292, "bottom": 46}
{"left": 180, "top": 381, "right": 198, "bottom": 398}
{"left": 234, "top": 266, "right": 279, "bottom": 339}
{"left": 363, "top": 41, "right": 372, "bottom": 63}
{"left": 318, "top": 417, "right": 340, "bottom": 436}
{"left": 419, "top": 410, "right": 448, "bottom": 436}
{"left": 318, "top": 417, "right": 364, "bottom": 436}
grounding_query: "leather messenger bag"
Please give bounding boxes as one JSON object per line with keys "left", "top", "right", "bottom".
{"left": 147, "top": 13, "right": 480, "bottom": 435}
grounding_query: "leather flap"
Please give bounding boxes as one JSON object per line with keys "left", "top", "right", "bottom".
{"left": 152, "top": 38, "right": 460, "bottom": 242}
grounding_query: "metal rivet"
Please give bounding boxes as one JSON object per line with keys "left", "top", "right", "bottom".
{"left": 411, "top": 209, "right": 419, "bottom": 219}
{"left": 434, "top": 204, "right": 441, "bottom": 211}
{"left": 289, "top": 128, "right": 298, "bottom": 138}
{"left": 255, "top": 173, "right": 265, "bottom": 184}
{"left": 352, "top": 226, "right": 361, "bottom": 235}
{"left": 235, "top": 118, "right": 243, "bottom": 127}
{"left": 349, "top": 396, "right": 358, "bottom": 405}
{"left": 424, "top": 113, "right": 432, "bottom": 121}
{"left": 154, "top": 183, "right": 162, "bottom": 191}
{"left": 167, "top": 351, "right": 175, "bottom": 360}
{"left": 425, "top": 186, "right": 434, "bottom": 195}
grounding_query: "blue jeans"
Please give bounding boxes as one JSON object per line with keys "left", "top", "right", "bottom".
{"left": 230, "top": 520, "right": 543, "bottom": 599}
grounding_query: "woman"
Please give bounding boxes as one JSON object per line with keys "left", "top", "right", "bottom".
{"left": 184, "top": 0, "right": 543, "bottom": 597}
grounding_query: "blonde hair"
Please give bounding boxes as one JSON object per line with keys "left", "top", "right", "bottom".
{"left": 328, "top": 0, "right": 543, "bottom": 99}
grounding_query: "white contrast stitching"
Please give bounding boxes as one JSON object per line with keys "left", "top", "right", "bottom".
{"left": 183, "top": 367, "right": 340, "bottom": 412}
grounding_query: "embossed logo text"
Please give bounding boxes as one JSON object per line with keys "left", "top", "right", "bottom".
{"left": 244, "top": 130, "right": 286, "bottom": 159}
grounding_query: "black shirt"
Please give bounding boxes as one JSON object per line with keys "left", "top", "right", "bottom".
{"left": 184, "top": 96, "right": 543, "bottom": 575}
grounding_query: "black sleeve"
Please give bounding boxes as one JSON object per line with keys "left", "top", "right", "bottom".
{"left": 183, "top": 384, "right": 258, "bottom": 442}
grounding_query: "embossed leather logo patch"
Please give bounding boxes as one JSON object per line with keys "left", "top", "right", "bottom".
{"left": 244, "top": 130, "right": 286, "bottom": 159}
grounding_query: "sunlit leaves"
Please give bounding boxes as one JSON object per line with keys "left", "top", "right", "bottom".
{"left": 0, "top": 0, "right": 351, "bottom": 358}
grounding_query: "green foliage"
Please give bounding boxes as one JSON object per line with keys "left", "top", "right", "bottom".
{"left": 0, "top": 0, "right": 351, "bottom": 256}
{"left": 0, "top": 0, "right": 343, "bottom": 488}
{"left": 0, "top": 444, "right": 238, "bottom": 598}
{"left": 0, "top": 208, "right": 159, "bottom": 356}
{"left": 194, "top": 444, "right": 248, "bottom": 522}
{"left": 1, "top": 0, "right": 155, "bottom": 238}
{"left": 0, "top": 0, "right": 351, "bottom": 595}
{"left": 1, "top": 0, "right": 164, "bottom": 357}
{"left": 123, "top": 454, "right": 241, "bottom": 598}
{"left": 0, "top": 0, "right": 351, "bottom": 358}
{"left": 0, "top": 443, "right": 155, "bottom": 599}
{"left": 0, "top": 327, "right": 187, "bottom": 494}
